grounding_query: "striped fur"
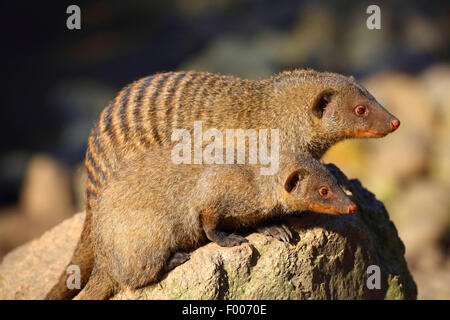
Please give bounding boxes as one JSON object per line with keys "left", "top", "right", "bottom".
{"left": 84, "top": 71, "right": 261, "bottom": 202}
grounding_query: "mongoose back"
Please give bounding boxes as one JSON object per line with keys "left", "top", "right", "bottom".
{"left": 47, "top": 69, "right": 399, "bottom": 299}
{"left": 75, "top": 150, "right": 355, "bottom": 299}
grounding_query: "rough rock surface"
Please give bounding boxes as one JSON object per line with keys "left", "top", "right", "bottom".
{"left": 0, "top": 166, "right": 417, "bottom": 300}
{"left": 0, "top": 212, "right": 84, "bottom": 299}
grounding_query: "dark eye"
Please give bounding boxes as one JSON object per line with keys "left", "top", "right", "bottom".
{"left": 354, "top": 105, "right": 368, "bottom": 117}
{"left": 319, "top": 187, "right": 329, "bottom": 197}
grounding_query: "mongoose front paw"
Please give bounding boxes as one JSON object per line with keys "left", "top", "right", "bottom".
{"left": 257, "top": 223, "right": 293, "bottom": 242}
{"left": 215, "top": 232, "right": 248, "bottom": 247}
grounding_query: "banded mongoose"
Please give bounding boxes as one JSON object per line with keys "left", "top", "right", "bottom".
{"left": 74, "top": 150, "right": 356, "bottom": 300}
{"left": 47, "top": 69, "right": 400, "bottom": 299}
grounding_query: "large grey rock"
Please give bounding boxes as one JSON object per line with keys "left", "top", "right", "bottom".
{"left": 0, "top": 212, "right": 84, "bottom": 299}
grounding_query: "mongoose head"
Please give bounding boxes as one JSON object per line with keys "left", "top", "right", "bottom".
{"left": 269, "top": 70, "right": 400, "bottom": 153}
{"left": 279, "top": 153, "right": 356, "bottom": 215}
{"left": 310, "top": 76, "right": 400, "bottom": 139}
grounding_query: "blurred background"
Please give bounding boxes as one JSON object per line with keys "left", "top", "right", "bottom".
{"left": 0, "top": 0, "right": 449, "bottom": 299}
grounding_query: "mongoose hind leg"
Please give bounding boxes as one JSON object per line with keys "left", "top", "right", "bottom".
{"left": 256, "top": 222, "right": 293, "bottom": 243}
{"left": 200, "top": 209, "right": 248, "bottom": 247}
{"left": 164, "top": 252, "right": 190, "bottom": 272}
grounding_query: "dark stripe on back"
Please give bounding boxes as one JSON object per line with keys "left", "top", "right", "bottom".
{"left": 164, "top": 72, "right": 186, "bottom": 139}
{"left": 117, "top": 85, "right": 132, "bottom": 142}
{"left": 101, "top": 102, "right": 114, "bottom": 132}
{"left": 90, "top": 134, "right": 108, "bottom": 181}
{"left": 85, "top": 153, "right": 101, "bottom": 186}
{"left": 133, "top": 76, "right": 155, "bottom": 149}
{"left": 87, "top": 170, "right": 99, "bottom": 188}
{"left": 102, "top": 102, "right": 119, "bottom": 146}
{"left": 86, "top": 137, "right": 106, "bottom": 183}
{"left": 85, "top": 187, "right": 97, "bottom": 200}
{"left": 148, "top": 73, "right": 171, "bottom": 145}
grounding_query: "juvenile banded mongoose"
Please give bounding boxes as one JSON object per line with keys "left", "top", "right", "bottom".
{"left": 75, "top": 150, "right": 356, "bottom": 300}
{"left": 47, "top": 69, "right": 400, "bottom": 299}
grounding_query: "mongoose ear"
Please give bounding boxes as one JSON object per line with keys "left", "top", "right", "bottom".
{"left": 284, "top": 169, "right": 307, "bottom": 193}
{"left": 349, "top": 75, "right": 356, "bottom": 81}
{"left": 312, "top": 90, "right": 335, "bottom": 118}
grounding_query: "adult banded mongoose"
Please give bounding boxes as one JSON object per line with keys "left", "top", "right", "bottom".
{"left": 46, "top": 69, "right": 399, "bottom": 299}
{"left": 74, "top": 150, "right": 356, "bottom": 300}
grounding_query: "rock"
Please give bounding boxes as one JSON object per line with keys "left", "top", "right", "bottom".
{"left": 412, "top": 259, "right": 450, "bottom": 300}
{"left": 0, "top": 154, "right": 77, "bottom": 260}
{"left": 19, "top": 154, "right": 74, "bottom": 223}
{"left": 387, "top": 179, "right": 450, "bottom": 300}
{"left": 388, "top": 180, "right": 450, "bottom": 268}
{"left": 0, "top": 212, "right": 84, "bottom": 300}
{"left": 420, "top": 64, "right": 450, "bottom": 120}
{"left": 431, "top": 133, "right": 450, "bottom": 186}
{"left": 0, "top": 167, "right": 417, "bottom": 300}
{"left": 0, "top": 207, "right": 56, "bottom": 259}
{"left": 420, "top": 64, "right": 450, "bottom": 186}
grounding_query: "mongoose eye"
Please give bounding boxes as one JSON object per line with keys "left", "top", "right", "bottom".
{"left": 354, "top": 105, "right": 368, "bottom": 117}
{"left": 319, "top": 187, "right": 330, "bottom": 197}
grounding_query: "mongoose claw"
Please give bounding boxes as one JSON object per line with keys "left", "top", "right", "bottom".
{"left": 281, "top": 224, "right": 293, "bottom": 239}
{"left": 256, "top": 223, "right": 293, "bottom": 243}
{"left": 215, "top": 232, "right": 248, "bottom": 247}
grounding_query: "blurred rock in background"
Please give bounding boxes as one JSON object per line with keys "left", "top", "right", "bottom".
{"left": 20, "top": 154, "right": 74, "bottom": 222}
{"left": 0, "top": 154, "right": 75, "bottom": 258}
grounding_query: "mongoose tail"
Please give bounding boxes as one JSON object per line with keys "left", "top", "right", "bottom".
{"left": 45, "top": 217, "right": 94, "bottom": 299}
{"left": 77, "top": 150, "right": 354, "bottom": 299}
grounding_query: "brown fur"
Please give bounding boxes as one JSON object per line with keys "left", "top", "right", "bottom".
{"left": 48, "top": 69, "right": 399, "bottom": 299}
{"left": 75, "top": 150, "right": 354, "bottom": 299}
